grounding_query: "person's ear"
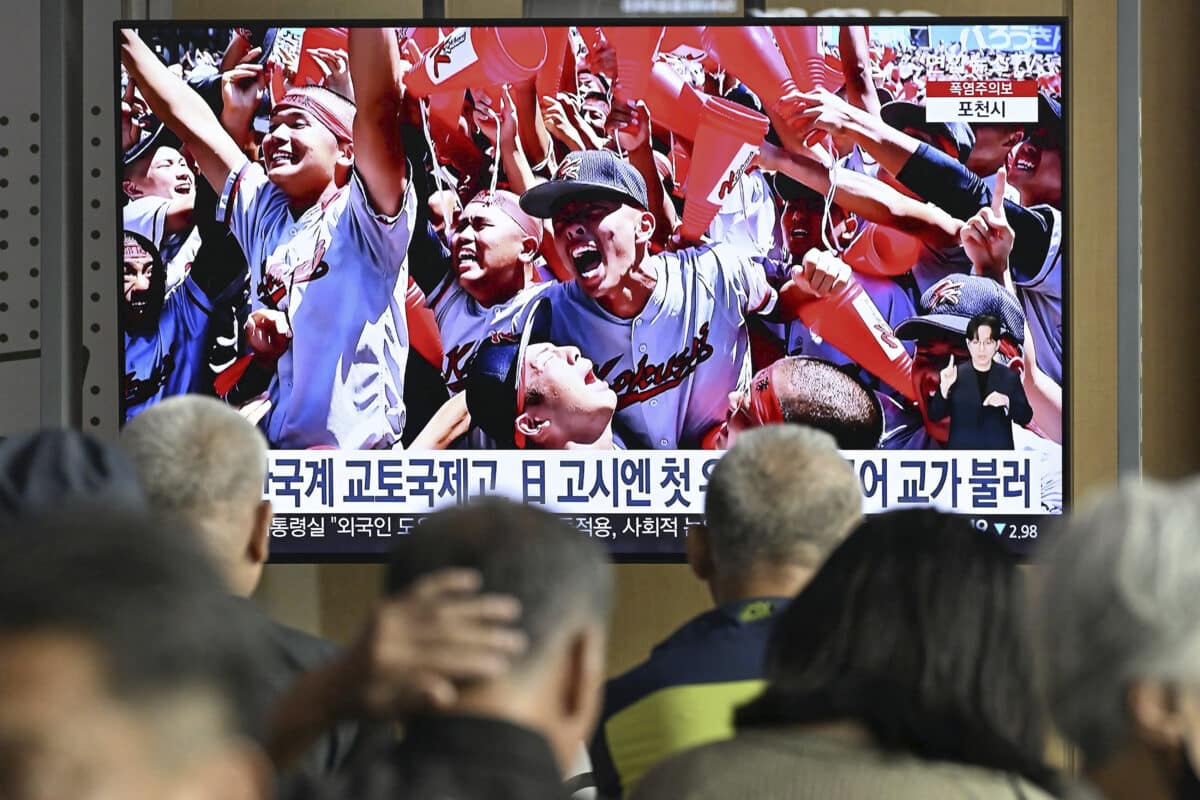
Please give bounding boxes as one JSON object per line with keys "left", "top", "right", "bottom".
{"left": 515, "top": 411, "right": 550, "bottom": 442}
{"left": 1002, "top": 129, "right": 1026, "bottom": 151}
{"left": 518, "top": 233, "right": 539, "bottom": 265}
{"left": 1128, "top": 679, "right": 1189, "bottom": 750}
{"left": 336, "top": 140, "right": 354, "bottom": 171}
{"left": 122, "top": 178, "right": 144, "bottom": 199}
{"left": 247, "top": 499, "right": 272, "bottom": 568}
{"left": 560, "top": 625, "right": 606, "bottom": 727}
{"left": 634, "top": 209, "right": 656, "bottom": 246}
{"left": 686, "top": 524, "right": 715, "bottom": 582}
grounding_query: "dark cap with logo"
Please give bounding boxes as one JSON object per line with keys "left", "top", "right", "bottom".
{"left": 464, "top": 299, "right": 553, "bottom": 448}
{"left": 880, "top": 100, "right": 975, "bottom": 166}
{"left": 520, "top": 150, "right": 649, "bottom": 218}
{"left": 895, "top": 275, "right": 1026, "bottom": 345}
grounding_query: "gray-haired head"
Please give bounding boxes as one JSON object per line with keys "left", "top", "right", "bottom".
{"left": 385, "top": 497, "right": 613, "bottom": 674}
{"left": 704, "top": 425, "right": 864, "bottom": 577}
{"left": 121, "top": 396, "right": 270, "bottom": 593}
{"left": 1037, "top": 477, "right": 1200, "bottom": 764}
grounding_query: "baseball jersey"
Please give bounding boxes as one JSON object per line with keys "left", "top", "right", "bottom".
{"left": 123, "top": 195, "right": 200, "bottom": 293}
{"left": 542, "top": 242, "right": 778, "bottom": 449}
{"left": 878, "top": 396, "right": 1063, "bottom": 513}
{"left": 427, "top": 277, "right": 554, "bottom": 394}
{"left": 219, "top": 160, "right": 417, "bottom": 449}
{"left": 707, "top": 169, "right": 778, "bottom": 257}
{"left": 123, "top": 276, "right": 213, "bottom": 423}
{"left": 1011, "top": 204, "right": 1063, "bottom": 386}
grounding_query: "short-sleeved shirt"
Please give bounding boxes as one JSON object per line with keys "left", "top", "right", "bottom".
{"left": 123, "top": 276, "right": 212, "bottom": 423}
{"left": 218, "top": 160, "right": 417, "bottom": 449}
{"left": 123, "top": 195, "right": 201, "bottom": 293}
{"left": 539, "top": 242, "right": 778, "bottom": 449}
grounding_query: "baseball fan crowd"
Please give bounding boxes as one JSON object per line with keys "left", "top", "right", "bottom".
{"left": 117, "top": 25, "right": 1063, "bottom": 479}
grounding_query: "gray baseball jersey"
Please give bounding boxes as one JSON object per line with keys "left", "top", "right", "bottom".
{"left": 1011, "top": 204, "right": 1063, "bottom": 386}
{"left": 540, "top": 242, "right": 777, "bottom": 449}
{"left": 427, "top": 276, "right": 554, "bottom": 394}
{"left": 123, "top": 195, "right": 200, "bottom": 294}
{"left": 218, "top": 159, "right": 416, "bottom": 449}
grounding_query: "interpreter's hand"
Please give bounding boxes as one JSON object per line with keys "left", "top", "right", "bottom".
{"left": 939, "top": 356, "right": 958, "bottom": 397}
{"left": 339, "top": 569, "right": 526, "bottom": 719}
{"left": 983, "top": 390, "right": 1010, "bottom": 409}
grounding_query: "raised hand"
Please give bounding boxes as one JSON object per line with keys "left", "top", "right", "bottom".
{"left": 940, "top": 355, "right": 958, "bottom": 398}
{"left": 308, "top": 47, "right": 352, "bottom": 100}
{"left": 609, "top": 100, "right": 651, "bottom": 152}
{"left": 791, "top": 248, "right": 852, "bottom": 299}
{"left": 245, "top": 308, "right": 291, "bottom": 361}
{"left": 961, "top": 166, "right": 1015, "bottom": 279}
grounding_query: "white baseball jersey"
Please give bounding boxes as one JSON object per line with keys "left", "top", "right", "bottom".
{"left": 1010, "top": 204, "right": 1063, "bottom": 387}
{"left": 541, "top": 242, "right": 777, "bottom": 449}
{"left": 707, "top": 169, "right": 778, "bottom": 257}
{"left": 427, "top": 277, "right": 554, "bottom": 394}
{"left": 123, "top": 195, "right": 200, "bottom": 294}
{"left": 219, "top": 159, "right": 417, "bottom": 449}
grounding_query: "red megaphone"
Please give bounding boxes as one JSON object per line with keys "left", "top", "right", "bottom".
{"left": 679, "top": 96, "right": 770, "bottom": 241}
{"left": 787, "top": 277, "right": 917, "bottom": 401}
{"left": 400, "top": 26, "right": 443, "bottom": 53}
{"left": 774, "top": 26, "right": 828, "bottom": 93}
{"left": 841, "top": 222, "right": 923, "bottom": 279}
{"left": 404, "top": 27, "right": 547, "bottom": 99}
{"left": 602, "top": 26, "right": 664, "bottom": 107}
{"left": 659, "top": 26, "right": 705, "bottom": 58}
{"left": 267, "top": 27, "right": 350, "bottom": 103}
{"left": 670, "top": 138, "right": 692, "bottom": 199}
{"left": 645, "top": 61, "right": 706, "bottom": 141}
{"left": 699, "top": 26, "right": 798, "bottom": 111}
{"left": 577, "top": 27, "right": 606, "bottom": 55}
{"left": 537, "top": 28, "right": 571, "bottom": 100}
{"left": 427, "top": 89, "right": 467, "bottom": 138}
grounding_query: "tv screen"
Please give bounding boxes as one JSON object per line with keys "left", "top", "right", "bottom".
{"left": 114, "top": 20, "right": 1067, "bottom": 561}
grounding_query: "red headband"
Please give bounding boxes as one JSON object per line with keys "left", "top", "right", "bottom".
{"left": 466, "top": 190, "right": 543, "bottom": 244}
{"left": 275, "top": 88, "right": 355, "bottom": 143}
{"left": 748, "top": 367, "right": 786, "bottom": 426}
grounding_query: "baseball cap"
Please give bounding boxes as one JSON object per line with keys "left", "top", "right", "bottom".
{"left": 0, "top": 429, "right": 147, "bottom": 523}
{"left": 880, "top": 101, "right": 975, "bottom": 165}
{"left": 894, "top": 275, "right": 1026, "bottom": 345}
{"left": 1027, "top": 92, "right": 1064, "bottom": 148}
{"left": 464, "top": 299, "right": 553, "bottom": 448}
{"left": 520, "top": 150, "right": 649, "bottom": 219}
{"left": 773, "top": 172, "right": 824, "bottom": 205}
{"left": 123, "top": 117, "right": 182, "bottom": 170}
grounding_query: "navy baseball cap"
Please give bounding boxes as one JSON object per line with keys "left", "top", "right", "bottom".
{"left": 520, "top": 150, "right": 649, "bottom": 219}
{"left": 464, "top": 299, "right": 553, "bottom": 448}
{"left": 773, "top": 172, "right": 824, "bottom": 205}
{"left": 894, "top": 275, "right": 1026, "bottom": 345}
{"left": 0, "top": 429, "right": 147, "bottom": 523}
{"left": 1027, "top": 92, "right": 1064, "bottom": 148}
{"left": 880, "top": 101, "right": 975, "bottom": 166}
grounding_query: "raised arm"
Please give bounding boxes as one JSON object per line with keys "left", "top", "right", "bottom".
{"left": 760, "top": 140, "right": 961, "bottom": 249}
{"left": 610, "top": 102, "right": 675, "bottom": 248}
{"left": 348, "top": 28, "right": 409, "bottom": 216}
{"left": 839, "top": 26, "right": 881, "bottom": 117}
{"left": 120, "top": 29, "right": 247, "bottom": 194}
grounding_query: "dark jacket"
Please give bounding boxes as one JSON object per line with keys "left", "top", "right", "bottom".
{"left": 926, "top": 362, "right": 1032, "bottom": 449}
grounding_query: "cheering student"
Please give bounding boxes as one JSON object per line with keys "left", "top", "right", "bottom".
{"left": 926, "top": 311, "right": 1032, "bottom": 450}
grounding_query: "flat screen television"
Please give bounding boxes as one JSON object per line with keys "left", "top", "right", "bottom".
{"left": 113, "top": 19, "right": 1067, "bottom": 561}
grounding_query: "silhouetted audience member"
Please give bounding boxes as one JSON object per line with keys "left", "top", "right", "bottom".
{"left": 590, "top": 426, "right": 863, "bottom": 797}
{"left": 0, "top": 512, "right": 273, "bottom": 800}
{"left": 0, "top": 429, "right": 146, "bottom": 520}
{"left": 122, "top": 395, "right": 381, "bottom": 789}
{"left": 633, "top": 508, "right": 1058, "bottom": 800}
{"left": 313, "top": 498, "right": 613, "bottom": 800}
{"left": 1039, "top": 478, "right": 1200, "bottom": 800}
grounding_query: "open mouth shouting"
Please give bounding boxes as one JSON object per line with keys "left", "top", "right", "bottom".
{"left": 1010, "top": 142, "right": 1042, "bottom": 174}
{"left": 571, "top": 242, "right": 603, "bottom": 278}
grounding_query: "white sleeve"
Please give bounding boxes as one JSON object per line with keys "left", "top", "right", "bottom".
{"left": 714, "top": 243, "right": 778, "bottom": 318}
{"left": 216, "top": 159, "right": 277, "bottom": 260}
{"left": 123, "top": 196, "right": 169, "bottom": 249}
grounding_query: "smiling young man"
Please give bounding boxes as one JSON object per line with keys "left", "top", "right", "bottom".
{"left": 518, "top": 149, "right": 794, "bottom": 450}
{"left": 121, "top": 28, "right": 416, "bottom": 449}
{"left": 122, "top": 139, "right": 199, "bottom": 294}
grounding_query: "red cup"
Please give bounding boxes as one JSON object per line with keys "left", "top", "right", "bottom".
{"left": 537, "top": 27, "right": 571, "bottom": 100}
{"left": 795, "top": 278, "right": 917, "bottom": 401}
{"left": 645, "top": 61, "right": 706, "bottom": 141}
{"left": 841, "top": 222, "right": 923, "bottom": 279}
{"left": 603, "top": 26, "right": 664, "bottom": 107}
{"left": 680, "top": 96, "right": 770, "bottom": 240}
{"left": 405, "top": 27, "right": 547, "bottom": 98}
{"left": 773, "top": 26, "right": 827, "bottom": 93}
{"left": 427, "top": 88, "right": 467, "bottom": 138}
{"left": 699, "top": 26, "right": 799, "bottom": 110}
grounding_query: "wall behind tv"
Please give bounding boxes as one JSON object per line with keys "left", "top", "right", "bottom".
{"left": 6, "top": 0, "right": 1185, "bottom": 679}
